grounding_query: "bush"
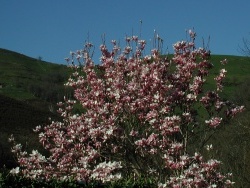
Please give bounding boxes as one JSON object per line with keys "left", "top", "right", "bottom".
{"left": 0, "top": 170, "right": 156, "bottom": 188}
{"left": 10, "top": 30, "right": 243, "bottom": 187}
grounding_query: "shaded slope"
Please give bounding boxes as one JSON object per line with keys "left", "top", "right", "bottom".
{"left": 0, "top": 94, "right": 60, "bottom": 168}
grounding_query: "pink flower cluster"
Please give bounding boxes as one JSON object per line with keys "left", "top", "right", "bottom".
{"left": 159, "top": 153, "right": 235, "bottom": 188}
{"left": 205, "top": 117, "right": 222, "bottom": 128}
{"left": 10, "top": 30, "right": 243, "bottom": 187}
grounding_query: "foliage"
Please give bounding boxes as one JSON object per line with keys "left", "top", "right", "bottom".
{"left": 10, "top": 30, "right": 244, "bottom": 187}
{"left": 0, "top": 170, "right": 156, "bottom": 188}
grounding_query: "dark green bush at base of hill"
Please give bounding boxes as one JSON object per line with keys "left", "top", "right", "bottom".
{"left": 0, "top": 170, "right": 156, "bottom": 188}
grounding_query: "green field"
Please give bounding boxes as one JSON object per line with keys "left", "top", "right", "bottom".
{"left": 208, "top": 55, "right": 250, "bottom": 97}
{"left": 0, "top": 48, "right": 72, "bottom": 104}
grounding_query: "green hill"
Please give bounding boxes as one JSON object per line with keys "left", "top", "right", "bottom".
{"left": 0, "top": 48, "right": 72, "bottom": 111}
{"left": 206, "top": 55, "right": 250, "bottom": 98}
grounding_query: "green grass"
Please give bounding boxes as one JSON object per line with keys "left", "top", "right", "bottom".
{"left": 208, "top": 55, "right": 250, "bottom": 97}
{"left": 0, "top": 48, "right": 71, "bottom": 101}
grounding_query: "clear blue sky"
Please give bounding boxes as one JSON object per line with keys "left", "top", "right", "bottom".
{"left": 1, "top": 1, "right": 250, "bottom": 64}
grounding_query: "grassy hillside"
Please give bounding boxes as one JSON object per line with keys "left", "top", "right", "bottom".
{"left": 207, "top": 55, "right": 250, "bottom": 98}
{"left": 0, "top": 48, "right": 72, "bottom": 111}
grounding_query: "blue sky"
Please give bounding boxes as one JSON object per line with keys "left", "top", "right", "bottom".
{"left": 1, "top": 1, "right": 250, "bottom": 64}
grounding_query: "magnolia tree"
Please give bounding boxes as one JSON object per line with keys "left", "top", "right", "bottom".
{"left": 10, "top": 30, "right": 244, "bottom": 187}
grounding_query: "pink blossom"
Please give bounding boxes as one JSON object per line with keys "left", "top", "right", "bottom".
{"left": 188, "top": 29, "right": 196, "bottom": 39}
{"left": 205, "top": 117, "right": 222, "bottom": 128}
{"left": 220, "top": 59, "right": 228, "bottom": 65}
